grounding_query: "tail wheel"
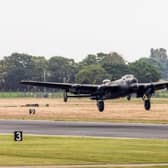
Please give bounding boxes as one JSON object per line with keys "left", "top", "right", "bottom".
{"left": 97, "top": 100, "right": 104, "bottom": 112}
{"left": 144, "top": 99, "right": 151, "bottom": 110}
{"left": 63, "top": 91, "right": 68, "bottom": 102}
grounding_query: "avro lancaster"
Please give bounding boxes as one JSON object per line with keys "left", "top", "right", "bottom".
{"left": 21, "top": 74, "right": 168, "bottom": 112}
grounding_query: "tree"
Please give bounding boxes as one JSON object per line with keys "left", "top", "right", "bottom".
{"left": 76, "top": 65, "right": 108, "bottom": 84}
{"left": 128, "top": 60, "right": 161, "bottom": 82}
{"left": 48, "top": 56, "right": 78, "bottom": 83}
{"left": 0, "top": 60, "right": 7, "bottom": 90}
{"left": 103, "top": 63, "right": 130, "bottom": 80}
{"left": 100, "top": 52, "right": 125, "bottom": 65}
{"left": 32, "top": 56, "right": 48, "bottom": 81}
{"left": 138, "top": 58, "right": 161, "bottom": 72}
{"left": 79, "top": 54, "right": 97, "bottom": 66}
{"left": 3, "top": 53, "right": 35, "bottom": 91}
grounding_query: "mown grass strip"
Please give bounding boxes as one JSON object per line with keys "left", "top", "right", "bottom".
{"left": 0, "top": 135, "right": 168, "bottom": 166}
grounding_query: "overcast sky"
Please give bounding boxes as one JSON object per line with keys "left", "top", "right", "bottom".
{"left": 0, "top": 0, "right": 167, "bottom": 62}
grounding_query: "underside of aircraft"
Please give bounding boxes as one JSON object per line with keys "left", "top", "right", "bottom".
{"left": 21, "top": 74, "right": 168, "bottom": 112}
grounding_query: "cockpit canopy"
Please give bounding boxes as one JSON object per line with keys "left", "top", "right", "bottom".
{"left": 122, "top": 74, "right": 134, "bottom": 80}
{"left": 122, "top": 74, "right": 138, "bottom": 83}
{"left": 102, "top": 79, "right": 111, "bottom": 84}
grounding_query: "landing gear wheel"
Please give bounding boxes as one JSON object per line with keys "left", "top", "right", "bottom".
{"left": 63, "top": 91, "right": 68, "bottom": 102}
{"left": 127, "top": 95, "right": 131, "bottom": 101}
{"left": 97, "top": 100, "right": 104, "bottom": 112}
{"left": 144, "top": 99, "right": 151, "bottom": 111}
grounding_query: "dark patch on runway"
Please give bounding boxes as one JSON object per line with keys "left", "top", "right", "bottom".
{"left": 0, "top": 120, "right": 168, "bottom": 139}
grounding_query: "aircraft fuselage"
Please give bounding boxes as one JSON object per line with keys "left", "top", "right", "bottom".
{"left": 70, "top": 74, "right": 138, "bottom": 100}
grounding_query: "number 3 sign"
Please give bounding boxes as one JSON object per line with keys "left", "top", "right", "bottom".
{"left": 14, "top": 131, "right": 23, "bottom": 141}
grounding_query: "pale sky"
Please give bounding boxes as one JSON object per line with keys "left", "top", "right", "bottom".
{"left": 0, "top": 0, "right": 167, "bottom": 62}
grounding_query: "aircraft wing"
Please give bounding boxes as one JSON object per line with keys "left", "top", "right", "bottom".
{"left": 20, "top": 80, "right": 98, "bottom": 93}
{"left": 21, "top": 80, "right": 72, "bottom": 89}
{"left": 131, "top": 81, "right": 168, "bottom": 98}
{"left": 152, "top": 81, "right": 168, "bottom": 90}
{"left": 137, "top": 81, "right": 168, "bottom": 91}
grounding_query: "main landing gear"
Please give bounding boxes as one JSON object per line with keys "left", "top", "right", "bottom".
{"left": 63, "top": 91, "right": 68, "bottom": 102}
{"left": 127, "top": 95, "right": 131, "bottom": 101}
{"left": 143, "top": 95, "right": 151, "bottom": 111}
{"left": 144, "top": 99, "right": 151, "bottom": 110}
{"left": 97, "top": 100, "right": 104, "bottom": 112}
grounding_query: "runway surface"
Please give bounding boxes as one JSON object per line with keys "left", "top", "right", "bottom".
{"left": 0, "top": 120, "right": 168, "bottom": 139}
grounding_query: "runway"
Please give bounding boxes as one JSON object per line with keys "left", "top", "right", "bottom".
{"left": 1, "top": 120, "right": 168, "bottom": 139}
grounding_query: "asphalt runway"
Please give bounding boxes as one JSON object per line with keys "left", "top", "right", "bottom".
{"left": 0, "top": 120, "right": 168, "bottom": 139}
{"left": 1, "top": 120, "right": 168, "bottom": 139}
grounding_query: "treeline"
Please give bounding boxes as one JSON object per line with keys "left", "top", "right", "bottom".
{"left": 0, "top": 51, "right": 165, "bottom": 91}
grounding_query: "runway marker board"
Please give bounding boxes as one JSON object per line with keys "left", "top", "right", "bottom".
{"left": 14, "top": 131, "right": 23, "bottom": 141}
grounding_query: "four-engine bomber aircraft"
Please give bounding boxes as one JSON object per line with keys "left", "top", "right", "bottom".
{"left": 21, "top": 74, "right": 168, "bottom": 112}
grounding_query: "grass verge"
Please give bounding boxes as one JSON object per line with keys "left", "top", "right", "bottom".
{"left": 1, "top": 98, "right": 168, "bottom": 124}
{"left": 0, "top": 135, "right": 168, "bottom": 166}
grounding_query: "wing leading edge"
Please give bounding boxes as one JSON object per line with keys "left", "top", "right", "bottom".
{"left": 20, "top": 80, "right": 98, "bottom": 93}
{"left": 136, "top": 81, "right": 168, "bottom": 91}
{"left": 152, "top": 81, "right": 168, "bottom": 90}
{"left": 20, "top": 80, "right": 72, "bottom": 90}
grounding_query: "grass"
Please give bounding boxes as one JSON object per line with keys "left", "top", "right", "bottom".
{"left": 0, "top": 92, "right": 63, "bottom": 98}
{"left": 0, "top": 135, "right": 168, "bottom": 166}
{"left": 86, "top": 167, "right": 168, "bottom": 168}
{"left": 87, "top": 167, "right": 168, "bottom": 168}
{"left": 1, "top": 98, "right": 168, "bottom": 123}
{"left": 0, "top": 90, "right": 168, "bottom": 98}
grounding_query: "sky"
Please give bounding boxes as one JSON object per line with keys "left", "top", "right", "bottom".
{"left": 0, "top": 0, "right": 168, "bottom": 62}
